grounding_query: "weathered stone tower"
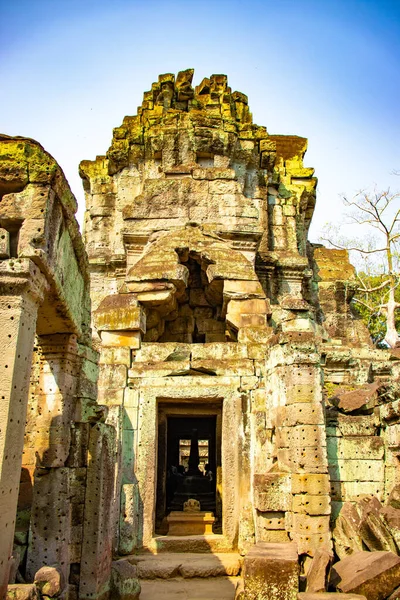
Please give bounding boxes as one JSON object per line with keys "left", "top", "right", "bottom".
{"left": 79, "top": 68, "right": 327, "bottom": 554}
{"left": 80, "top": 68, "right": 395, "bottom": 547}
{"left": 1, "top": 70, "right": 400, "bottom": 600}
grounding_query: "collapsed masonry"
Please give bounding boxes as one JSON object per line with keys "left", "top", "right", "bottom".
{"left": 0, "top": 70, "right": 400, "bottom": 600}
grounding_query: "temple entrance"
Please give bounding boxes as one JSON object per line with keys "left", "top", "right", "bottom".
{"left": 155, "top": 402, "right": 222, "bottom": 535}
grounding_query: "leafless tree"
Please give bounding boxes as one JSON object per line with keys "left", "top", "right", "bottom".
{"left": 321, "top": 188, "right": 400, "bottom": 348}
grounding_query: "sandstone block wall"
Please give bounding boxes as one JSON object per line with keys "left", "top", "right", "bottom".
{"left": 81, "top": 72, "right": 399, "bottom": 575}
{"left": 81, "top": 70, "right": 332, "bottom": 563}
{"left": 0, "top": 137, "right": 112, "bottom": 600}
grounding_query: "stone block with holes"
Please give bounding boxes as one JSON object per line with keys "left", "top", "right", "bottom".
{"left": 277, "top": 404, "right": 325, "bottom": 428}
{"left": 292, "top": 495, "right": 331, "bottom": 516}
{"left": 327, "top": 436, "right": 384, "bottom": 461}
{"left": 328, "top": 460, "right": 385, "bottom": 482}
{"left": 243, "top": 542, "right": 299, "bottom": 600}
{"left": 0, "top": 228, "right": 10, "bottom": 258}
{"left": 254, "top": 473, "right": 292, "bottom": 512}
{"left": 292, "top": 474, "right": 331, "bottom": 496}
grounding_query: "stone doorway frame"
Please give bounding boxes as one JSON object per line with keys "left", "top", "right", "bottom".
{"left": 135, "top": 378, "right": 243, "bottom": 550}
{"left": 155, "top": 402, "right": 222, "bottom": 533}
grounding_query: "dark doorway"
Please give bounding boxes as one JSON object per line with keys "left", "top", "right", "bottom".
{"left": 167, "top": 416, "right": 216, "bottom": 478}
{"left": 156, "top": 406, "right": 222, "bottom": 535}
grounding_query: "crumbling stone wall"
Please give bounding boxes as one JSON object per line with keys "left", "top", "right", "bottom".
{"left": 80, "top": 71, "right": 400, "bottom": 576}
{"left": 80, "top": 70, "right": 340, "bottom": 561}
{"left": 79, "top": 69, "right": 317, "bottom": 317}
{"left": 311, "top": 247, "right": 400, "bottom": 516}
{"left": 0, "top": 136, "right": 112, "bottom": 600}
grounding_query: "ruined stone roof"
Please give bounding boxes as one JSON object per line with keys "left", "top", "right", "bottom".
{"left": 80, "top": 70, "right": 318, "bottom": 271}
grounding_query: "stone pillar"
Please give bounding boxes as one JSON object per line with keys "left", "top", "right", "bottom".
{"left": 0, "top": 260, "right": 47, "bottom": 599}
{"left": 265, "top": 337, "right": 332, "bottom": 556}
{"left": 79, "top": 423, "right": 117, "bottom": 600}
{"left": 93, "top": 293, "right": 144, "bottom": 557}
{"left": 119, "top": 386, "right": 140, "bottom": 555}
{"left": 25, "top": 334, "right": 82, "bottom": 584}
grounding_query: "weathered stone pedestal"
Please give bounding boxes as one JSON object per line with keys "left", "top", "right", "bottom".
{"left": 167, "top": 511, "right": 215, "bottom": 535}
{"left": 243, "top": 542, "right": 299, "bottom": 600}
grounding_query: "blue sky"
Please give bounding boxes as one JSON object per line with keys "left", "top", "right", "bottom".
{"left": 1, "top": 0, "right": 399, "bottom": 241}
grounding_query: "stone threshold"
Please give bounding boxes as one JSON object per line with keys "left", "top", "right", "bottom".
{"left": 131, "top": 552, "right": 242, "bottom": 579}
{"left": 142, "top": 534, "right": 236, "bottom": 554}
{"left": 139, "top": 576, "right": 241, "bottom": 600}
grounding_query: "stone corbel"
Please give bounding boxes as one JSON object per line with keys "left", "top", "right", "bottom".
{"left": 93, "top": 293, "right": 146, "bottom": 349}
{"left": 0, "top": 257, "right": 49, "bottom": 304}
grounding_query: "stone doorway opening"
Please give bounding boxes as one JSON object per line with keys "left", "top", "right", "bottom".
{"left": 155, "top": 402, "right": 222, "bottom": 535}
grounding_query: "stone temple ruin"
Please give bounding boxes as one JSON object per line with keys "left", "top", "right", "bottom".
{"left": 1, "top": 70, "right": 400, "bottom": 600}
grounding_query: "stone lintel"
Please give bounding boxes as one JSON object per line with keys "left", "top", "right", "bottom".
{"left": 94, "top": 294, "right": 146, "bottom": 333}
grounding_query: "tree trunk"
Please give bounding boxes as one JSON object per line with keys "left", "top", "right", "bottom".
{"left": 384, "top": 283, "right": 400, "bottom": 348}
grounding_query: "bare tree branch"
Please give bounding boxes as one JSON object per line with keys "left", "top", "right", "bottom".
{"left": 356, "top": 279, "right": 391, "bottom": 294}
{"left": 321, "top": 185, "right": 400, "bottom": 347}
{"left": 352, "top": 297, "right": 375, "bottom": 312}
{"left": 320, "top": 238, "right": 388, "bottom": 254}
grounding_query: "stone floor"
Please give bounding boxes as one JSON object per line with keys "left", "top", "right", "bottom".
{"left": 140, "top": 576, "right": 241, "bottom": 600}
{"left": 134, "top": 552, "right": 242, "bottom": 600}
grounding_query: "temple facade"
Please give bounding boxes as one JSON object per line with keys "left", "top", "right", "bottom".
{"left": 0, "top": 71, "right": 399, "bottom": 600}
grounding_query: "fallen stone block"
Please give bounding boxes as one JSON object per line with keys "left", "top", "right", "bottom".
{"left": 306, "top": 548, "right": 333, "bottom": 593}
{"left": 358, "top": 496, "right": 397, "bottom": 553}
{"left": 330, "top": 383, "right": 380, "bottom": 414}
{"left": 298, "top": 594, "right": 367, "bottom": 600}
{"left": 34, "top": 565, "right": 64, "bottom": 597}
{"left": 387, "top": 586, "right": 400, "bottom": 600}
{"left": 6, "top": 585, "right": 38, "bottom": 600}
{"left": 380, "top": 506, "right": 400, "bottom": 552}
{"left": 243, "top": 541, "right": 299, "bottom": 600}
{"left": 111, "top": 559, "right": 141, "bottom": 600}
{"left": 330, "top": 551, "right": 400, "bottom": 600}
{"left": 387, "top": 485, "right": 400, "bottom": 509}
{"left": 332, "top": 502, "right": 364, "bottom": 560}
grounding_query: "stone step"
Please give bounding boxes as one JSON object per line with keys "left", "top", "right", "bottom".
{"left": 145, "top": 534, "right": 235, "bottom": 554}
{"left": 133, "top": 552, "right": 242, "bottom": 579}
{"left": 298, "top": 595, "right": 368, "bottom": 599}
{"left": 139, "top": 576, "right": 241, "bottom": 600}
